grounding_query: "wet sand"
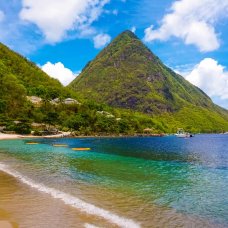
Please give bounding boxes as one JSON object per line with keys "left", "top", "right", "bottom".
{"left": 0, "top": 198, "right": 17, "bottom": 228}
{"left": 0, "top": 171, "right": 118, "bottom": 228}
{"left": 0, "top": 209, "right": 17, "bottom": 228}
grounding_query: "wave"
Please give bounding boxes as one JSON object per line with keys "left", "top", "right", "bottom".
{"left": 0, "top": 163, "right": 140, "bottom": 228}
{"left": 84, "top": 223, "right": 100, "bottom": 228}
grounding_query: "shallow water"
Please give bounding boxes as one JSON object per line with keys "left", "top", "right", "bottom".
{"left": 0, "top": 135, "right": 228, "bottom": 227}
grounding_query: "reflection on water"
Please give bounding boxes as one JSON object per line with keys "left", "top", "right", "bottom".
{"left": 0, "top": 134, "right": 228, "bottom": 227}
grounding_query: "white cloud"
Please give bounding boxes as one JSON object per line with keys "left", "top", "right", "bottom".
{"left": 131, "top": 26, "right": 136, "bottom": 33}
{"left": 144, "top": 0, "right": 228, "bottom": 52}
{"left": 20, "top": 0, "right": 110, "bottom": 43}
{"left": 185, "top": 58, "right": 228, "bottom": 107}
{"left": 93, "top": 33, "right": 111, "bottom": 48}
{"left": 41, "top": 62, "right": 78, "bottom": 86}
{"left": 0, "top": 10, "right": 5, "bottom": 22}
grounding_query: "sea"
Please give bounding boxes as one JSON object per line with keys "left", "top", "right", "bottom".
{"left": 0, "top": 134, "right": 228, "bottom": 228}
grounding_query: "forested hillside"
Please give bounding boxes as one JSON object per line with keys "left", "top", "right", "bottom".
{"left": 0, "top": 38, "right": 227, "bottom": 135}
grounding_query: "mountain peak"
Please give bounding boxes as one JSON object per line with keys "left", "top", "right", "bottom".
{"left": 69, "top": 30, "right": 217, "bottom": 114}
{"left": 95, "top": 29, "right": 157, "bottom": 66}
{"left": 109, "top": 30, "right": 140, "bottom": 46}
{"left": 118, "top": 30, "right": 138, "bottom": 38}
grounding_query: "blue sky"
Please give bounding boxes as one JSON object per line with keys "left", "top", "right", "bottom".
{"left": 0, "top": 0, "right": 228, "bottom": 109}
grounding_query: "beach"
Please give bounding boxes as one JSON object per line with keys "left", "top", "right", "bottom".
{"left": 0, "top": 169, "right": 217, "bottom": 228}
{"left": 0, "top": 171, "right": 110, "bottom": 228}
{"left": 0, "top": 133, "right": 21, "bottom": 140}
{"left": 0, "top": 172, "right": 18, "bottom": 228}
{"left": 0, "top": 132, "right": 72, "bottom": 140}
{"left": 0, "top": 210, "right": 16, "bottom": 228}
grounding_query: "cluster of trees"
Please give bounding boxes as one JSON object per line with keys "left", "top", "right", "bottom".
{"left": 2, "top": 94, "right": 227, "bottom": 135}
{"left": 0, "top": 93, "right": 228, "bottom": 135}
{"left": 0, "top": 96, "right": 167, "bottom": 135}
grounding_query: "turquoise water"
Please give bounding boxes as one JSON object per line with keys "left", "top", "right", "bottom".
{"left": 0, "top": 135, "right": 228, "bottom": 227}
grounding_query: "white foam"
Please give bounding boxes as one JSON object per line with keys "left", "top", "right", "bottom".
{"left": 0, "top": 163, "right": 140, "bottom": 228}
{"left": 84, "top": 223, "right": 100, "bottom": 228}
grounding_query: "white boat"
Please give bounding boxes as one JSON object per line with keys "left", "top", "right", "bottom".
{"left": 175, "top": 129, "right": 193, "bottom": 138}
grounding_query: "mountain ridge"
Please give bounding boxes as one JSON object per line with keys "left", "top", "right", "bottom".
{"left": 70, "top": 30, "right": 222, "bottom": 112}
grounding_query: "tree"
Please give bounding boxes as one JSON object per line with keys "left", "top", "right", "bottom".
{"left": 43, "top": 111, "right": 59, "bottom": 130}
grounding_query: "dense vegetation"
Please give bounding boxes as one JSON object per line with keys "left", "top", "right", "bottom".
{"left": 70, "top": 30, "right": 228, "bottom": 132}
{"left": 0, "top": 43, "right": 72, "bottom": 100}
{"left": 70, "top": 31, "right": 214, "bottom": 113}
{"left": 0, "top": 35, "right": 228, "bottom": 135}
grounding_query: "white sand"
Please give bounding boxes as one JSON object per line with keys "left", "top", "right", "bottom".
{"left": 0, "top": 132, "right": 72, "bottom": 140}
{"left": 0, "top": 133, "right": 21, "bottom": 140}
{"left": 43, "top": 132, "right": 71, "bottom": 138}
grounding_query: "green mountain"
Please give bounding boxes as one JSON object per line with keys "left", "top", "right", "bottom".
{"left": 70, "top": 31, "right": 214, "bottom": 112}
{"left": 0, "top": 43, "right": 72, "bottom": 118}
{"left": 0, "top": 43, "right": 70, "bottom": 97}
{"left": 69, "top": 30, "right": 228, "bottom": 132}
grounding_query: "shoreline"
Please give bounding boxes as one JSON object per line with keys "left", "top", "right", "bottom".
{"left": 0, "top": 133, "right": 22, "bottom": 140}
{"left": 0, "top": 137, "right": 227, "bottom": 228}
{"left": 0, "top": 132, "right": 227, "bottom": 141}
{"left": 0, "top": 167, "right": 139, "bottom": 228}
{"left": 1, "top": 132, "right": 226, "bottom": 141}
{"left": 0, "top": 132, "right": 72, "bottom": 140}
{"left": 0, "top": 165, "right": 222, "bottom": 228}
{"left": 0, "top": 132, "right": 167, "bottom": 141}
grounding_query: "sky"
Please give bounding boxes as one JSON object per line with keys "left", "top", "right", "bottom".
{"left": 0, "top": 0, "right": 228, "bottom": 109}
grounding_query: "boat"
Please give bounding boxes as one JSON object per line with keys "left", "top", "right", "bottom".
{"left": 72, "top": 148, "right": 91, "bottom": 151}
{"left": 175, "top": 129, "right": 194, "bottom": 138}
{"left": 26, "top": 142, "right": 39, "bottom": 145}
{"left": 53, "top": 144, "right": 68, "bottom": 147}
